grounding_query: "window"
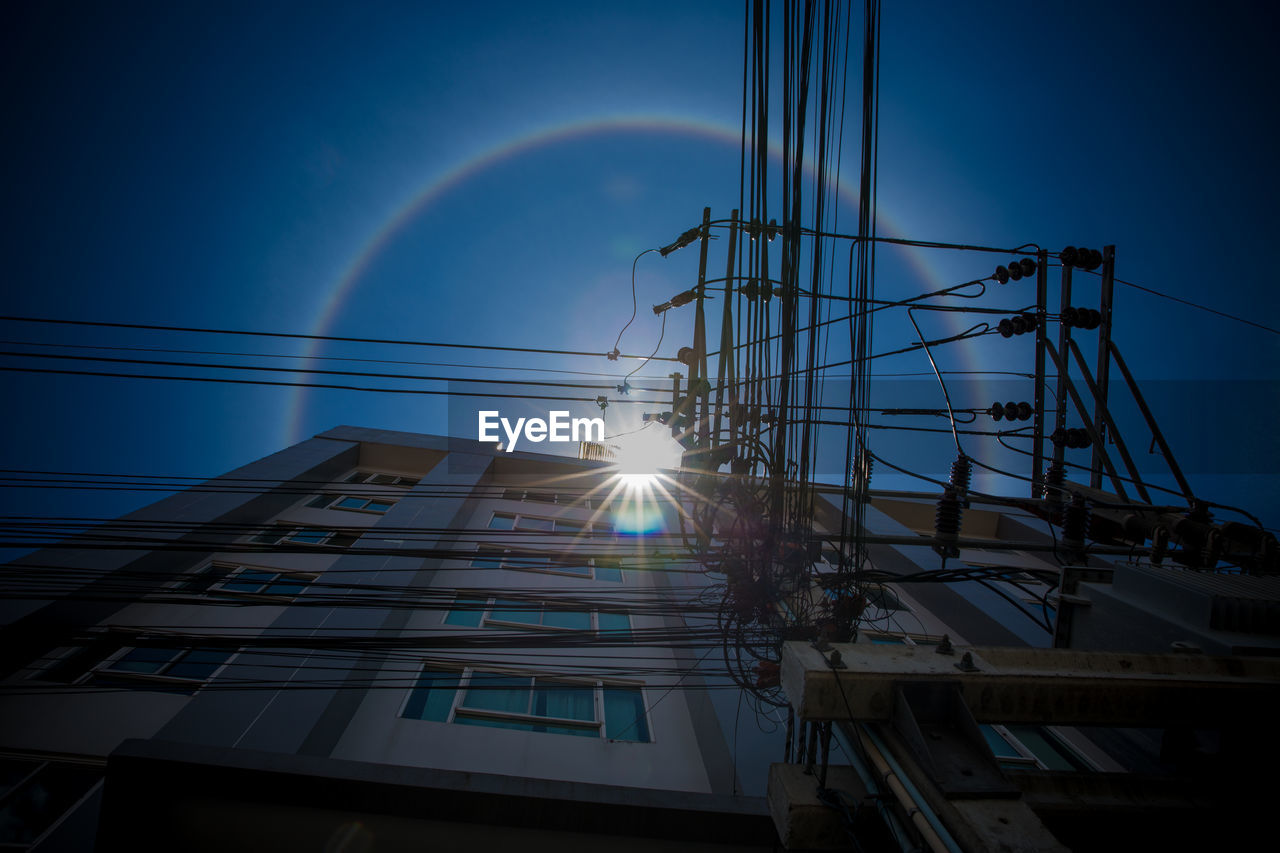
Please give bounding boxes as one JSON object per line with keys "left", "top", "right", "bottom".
{"left": 488, "top": 512, "right": 610, "bottom": 536}
{"left": 249, "top": 525, "right": 361, "bottom": 548}
{"left": 0, "top": 758, "right": 102, "bottom": 847}
{"left": 215, "top": 566, "right": 314, "bottom": 598}
{"left": 980, "top": 724, "right": 1094, "bottom": 771}
{"left": 345, "top": 470, "right": 419, "bottom": 487}
{"left": 469, "top": 546, "right": 623, "bottom": 582}
{"left": 94, "top": 645, "right": 236, "bottom": 690}
{"left": 168, "top": 562, "right": 313, "bottom": 599}
{"left": 443, "top": 593, "right": 630, "bottom": 636}
{"left": 502, "top": 488, "right": 593, "bottom": 509}
{"left": 401, "top": 667, "right": 651, "bottom": 742}
{"left": 28, "top": 637, "right": 123, "bottom": 684}
{"left": 306, "top": 494, "right": 397, "bottom": 514}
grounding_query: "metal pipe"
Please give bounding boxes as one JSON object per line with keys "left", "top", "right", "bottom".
{"left": 859, "top": 725, "right": 958, "bottom": 853}
{"left": 818, "top": 720, "right": 832, "bottom": 788}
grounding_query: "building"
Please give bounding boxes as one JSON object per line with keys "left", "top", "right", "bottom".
{"left": 2, "top": 426, "right": 1275, "bottom": 851}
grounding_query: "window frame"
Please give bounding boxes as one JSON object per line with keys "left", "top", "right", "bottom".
{"left": 248, "top": 524, "right": 361, "bottom": 548}
{"left": 502, "top": 488, "right": 594, "bottom": 509}
{"left": 306, "top": 493, "right": 398, "bottom": 514}
{"left": 344, "top": 470, "right": 419, "bottom": 488}
{"left": 91, "top": 644, "right": 239, "bottom": 689}
{"left": 398, "top": 665, "right": 652, "bottom": 743}
{"left": 211, "top": 564, "right": 317, "bottom": 599}
{"left": 488, "top": 511, "right": 613, "bottom": 536}
{"left": 469, "top": 545, "right": 623, "bottom": 582}
{"left": 442, "top": 592, "right": 631, "bottom": 635}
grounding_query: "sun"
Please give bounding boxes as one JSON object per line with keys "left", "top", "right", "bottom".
{"left": 611, "top": 422, "right": 683, "bottom": 478}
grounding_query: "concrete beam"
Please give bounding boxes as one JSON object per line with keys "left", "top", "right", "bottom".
{"left": 781, "top": 642, "right": 1280, "bottom": 726}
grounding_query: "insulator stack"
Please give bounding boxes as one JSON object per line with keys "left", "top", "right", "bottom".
{"left": 989, "top": 401, "right": 1032, "bottom": 422}
{"left": 997, "top": 313, "right": 1039, "bottom": 337}
{"left": 933, "top": 490, "right": 963, "bottom": 560}
{"left": 1062, "top": 306, "right": 1102, "bottom": 330}
{"left": 1062, "top": 495, "right": 1090, "bottom": 556}
{"left": 852, "top": 453, "right": 873, "bottom": 487}
{"left": 994, "top": 257, "right": 1037, "bottom": 284}
{"left": 1043, "top": 461, "right": 1066, "bottom": 502}
{"left": 1060, "top": 245, "right": 1103, "bottom": 270}
{"left": 933, "top": 454, "right": 971, "bottom": 561}
{"left": 1051, "top": 427, "right": 1092, "bottom": 449}
{"left": 949, "top": 453, "right": 972, "bottom": 494}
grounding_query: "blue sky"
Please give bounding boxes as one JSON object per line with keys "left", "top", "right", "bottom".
{"left": 1, "top": 1, "right": 1276, "bottom": 529}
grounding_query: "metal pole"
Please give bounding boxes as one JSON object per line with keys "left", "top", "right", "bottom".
{"left": 1091, "top": 245, "right": 1116, "bottom": 489}
{"left": 1032, "top": 250, "right": 1048, "bottom": 497}
{"left": 1066, "top": 339, "right": 1152, "bottom": 503}
{"left": 713, "top": 210, "right": 739, "bottom": 447}
{"left": 1044, "top": 340, "right": 1129, "bottom": 499}
{"left": 1108, "top": 340, "right": 1195, "bottom": 503}
{"left": 1053, "top": 263, "right": 1074, "bottom": 482}
{"left": 694, "top": 207, "right": 712, "bottom": 448}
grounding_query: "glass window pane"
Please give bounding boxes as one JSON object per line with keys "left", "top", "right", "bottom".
{"left": 394, "top": 477, "right": 419, "bottom": 487}
{"left": 553, "top": 563, "right": 593, "bottom": 577}
{"left": 525, "top": 492, "right": 555, "bottom": 504}
{"left": 502, "top": 489, "right": 525, "bottom": 501}
{"left": 306, "top": 494, "right": 333, "bottom": 508}
{"left": 175, "top": 564, "right": 233, "bottom": 593}
{"left": 454, "top": 715, "right": 535, "bottom": 733}
{"left": 980, "top": 725, "right": 1021, "bottom": 759}
{"left": 603, "top": 687, "right": 650, "bottom": 741}
{"left": 533, "top": 682, "right": 594, "bottom": 721}
{"left": 366, "top": 500, "right": 394, "bottom": 513}
{"left": 231, "top": 569, "right": 276, "bottom": 582}
{"left": 516, "top": 516, "right": 554, "bottom": 532}
{"left": 471, "top": 549, "right": 504, "bottom": 569}
{"left": 443, "top": 595, "right": 487, "bottom": 627}
{"left": 108, "top": 647, "right": 178, "bottom": 674}
{"left": 370, "top": 474, "right": 396, "bottom": 485}
{"left": 263, "top": 578, "right": 308, "bottom": 597}
{"left": 336, "top": 497, "right": 367, "bottom": 510}
{"left": 460, "top": 672, "right": 530, "bottom": 714}
{"left": 402, "top": 669, "right": 458, "bottom": 721}
{"left": 289, "top": 528, "right": 329, "bottom": 544}
{"left": 1005, "top": 726, "right": 1087, "bottom": 771}
{"left": 224, "top": 569, "right": 276, "bottom": 594}
{"left": 166, "top": 648, "right": 232, "bottom": 681}
{"left": 594, "top": 564, "right": 623, "bottom": 583}
{"left": 250, "top": 529, "right": 283, "bottom": 544}
{"left": 542, "top": 608, "right": 591, "bottom": 631}
{"left": 488, "top": 599, "right": 541, "bottom": 626}
{"left": 555, "top": 519, "right": 585, "bottom": 533}
{"left": 598, "top": 612, "right": 631, "bottom": 636}
{"left": 345, "top": 472, "right": 368, "bottom": 483}
{"left": 488, "top": 513, "right": 515, "bottom": 530}
{"left": 328, "top": 532, "right": 359, "bottom": 548}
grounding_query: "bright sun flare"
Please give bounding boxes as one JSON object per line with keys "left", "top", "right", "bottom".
{"left": 611, "top": 423, "right": 683, "bottom": 477}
